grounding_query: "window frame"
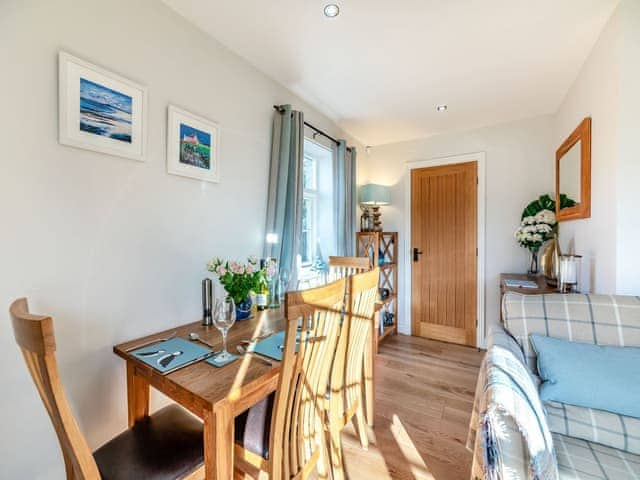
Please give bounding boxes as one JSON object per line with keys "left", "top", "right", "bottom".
{"left": 301, "top": 153, "right": 319, "bottom": 267}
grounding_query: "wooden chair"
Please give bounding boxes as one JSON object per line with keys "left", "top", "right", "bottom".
{"left": 327, "top": 256, "right": 371, "bottom": 281}
{"left": 9, "top": 298, "right": 205, "bottom": 480}
{"left": 328, "top": 255, "right": 378, "bottom": 428}
{"left": 234, "top": 278, "right": 346, "bottom": 479}
{"left": 326, "top": 268, "right": 379, "bottom": 479}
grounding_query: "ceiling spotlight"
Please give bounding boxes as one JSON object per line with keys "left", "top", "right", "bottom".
{"left": 436, "top": 104, "right": 448, "bottom": 112}
{"left": 324, "top": 4, "right": 340, "bottom": 18}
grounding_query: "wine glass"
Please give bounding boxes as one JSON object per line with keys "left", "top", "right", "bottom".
{"left": 213, "top": 295, "right": 236, "bottom": 361}
{"left": 278, "top": 269, "right": 289, "bottom": 304}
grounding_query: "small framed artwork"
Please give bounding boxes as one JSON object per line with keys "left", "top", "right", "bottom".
{"left": 167, "top": 105, "right": 220, "bottom": 183}
{"left": 58, "top": 51, "right": 147, "bottom": 161}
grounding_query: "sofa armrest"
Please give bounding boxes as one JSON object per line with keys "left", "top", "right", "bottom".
{"left": 468, "top": 325, "right": 557, "bottom": 480}
{"left": 486, "top": 324, "right": 526, "bottom": 364}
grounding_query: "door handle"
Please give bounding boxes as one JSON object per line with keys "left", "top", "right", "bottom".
{"left": 413, "top": 247, "right": 423, "bottom": 262}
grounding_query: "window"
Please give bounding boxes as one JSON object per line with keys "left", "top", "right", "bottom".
{"left": 297, "top": 137, "right": 335, "bottom": 287}
{"left": 301, "top": 155, "right": 318, "bottom": 266}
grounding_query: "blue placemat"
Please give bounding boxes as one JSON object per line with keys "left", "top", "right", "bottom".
{"left": 206, "top": 353, "right": 239, "bottom": 368}
{"left": 131, "top": 338, "right": 213, "bottom": 374}
{"left": 251, "top": 331, "right": 300, "bottom": 361}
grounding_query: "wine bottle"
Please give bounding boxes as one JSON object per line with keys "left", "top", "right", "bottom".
{"left": 256, "top": 260, "right": 269, "bottom": 311}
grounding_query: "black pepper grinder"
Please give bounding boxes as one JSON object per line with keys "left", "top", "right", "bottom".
{"left": 202, "top": 278, "right": 213, "bottom": 326}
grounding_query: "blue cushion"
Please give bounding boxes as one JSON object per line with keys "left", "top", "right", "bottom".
{"left": 530, "top": 334, "right": 640, "bottom": 418}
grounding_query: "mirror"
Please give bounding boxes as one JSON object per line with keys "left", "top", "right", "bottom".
{"left": 556, "top": 117, "right": 591, "bottom": 221}
{"left": 559, "top": 141, "right": 581, "bottom": 201}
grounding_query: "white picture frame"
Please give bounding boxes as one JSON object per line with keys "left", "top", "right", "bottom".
{"left": 58, "top": 51, "right": 147, "bottom": 162}
{"left": 167, "top": 105, "right": 220, "bottom": 183}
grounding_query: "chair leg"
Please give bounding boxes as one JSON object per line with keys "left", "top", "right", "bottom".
{"left": 316, "top": 431, "right": 332, "bottom": 480}
{"left": 354, "top": 401, "right": 369, "bottom": 451}
{"left": 328, "top": 421, "right": 345, "bottom": 480}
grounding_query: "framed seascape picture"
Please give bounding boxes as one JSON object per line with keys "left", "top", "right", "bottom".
{"left": 58, "top": 51, "right": 147, "bottom": 161}
{"left": 167, "top": 105, "right": 220, "bottom": 183}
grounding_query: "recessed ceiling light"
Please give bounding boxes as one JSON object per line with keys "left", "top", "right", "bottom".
{"left": 324, "top": 4, "right": 340, "bottom": 18}
{"left": 436, "top": 104, "right": 448, "bottom": 112}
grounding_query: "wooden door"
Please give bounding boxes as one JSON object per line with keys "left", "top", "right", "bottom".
{"left": 411, "top": 161, "right": 477, "bottom": 346}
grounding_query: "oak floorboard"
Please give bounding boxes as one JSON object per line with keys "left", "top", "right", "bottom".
{"left": 339, "top": 334, "right": 483, "bottom": 480}
{"left": 237, "top": 335, "right": 484, "bottom": 480}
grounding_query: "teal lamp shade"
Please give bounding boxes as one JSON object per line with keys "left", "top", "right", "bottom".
{"left": 359, "top": 184, "right": 391, "bottom": 206}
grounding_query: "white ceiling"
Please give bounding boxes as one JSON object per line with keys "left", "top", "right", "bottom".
{"left": 162, "top": 0, "right": 619, "bottom": 146}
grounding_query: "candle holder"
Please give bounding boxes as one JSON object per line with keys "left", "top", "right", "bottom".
{"left": 559, "top": 254, "right": 582, "bottom": 293}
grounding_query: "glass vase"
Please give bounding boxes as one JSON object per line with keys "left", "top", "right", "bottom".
{"left": 528, "top": 249, "right": 539, "bottom": 275}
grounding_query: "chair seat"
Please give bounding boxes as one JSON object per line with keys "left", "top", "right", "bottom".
{"left": 234, "top": 393, "right": 275, "bottom": 460}
{"left": 93, "top": 405, "right": 204, "bottom": 480}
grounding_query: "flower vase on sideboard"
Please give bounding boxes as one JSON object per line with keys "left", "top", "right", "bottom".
{"left": 540, "top": 233, "right": 561, "bottom": 287}
{"left": 528, "top": 249, "right": 539, "bottom": 275}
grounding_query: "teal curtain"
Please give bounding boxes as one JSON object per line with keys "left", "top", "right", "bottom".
{"left": 264, "top": 105, "right": 304, "bottom": 287}
{"left": 334, "top": 140, "right": 357, "bottom": 256}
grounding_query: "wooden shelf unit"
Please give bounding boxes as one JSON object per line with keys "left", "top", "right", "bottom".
{"left": 356, "top": 231, "right": 399, "bottom": 344}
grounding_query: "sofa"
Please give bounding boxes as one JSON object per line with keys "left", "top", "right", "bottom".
{"left": 468, "top": 292, "right": 640, "bottom": 479}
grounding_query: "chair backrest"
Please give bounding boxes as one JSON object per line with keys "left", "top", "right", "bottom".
{"left": 328, "top": 256, "right": 371, "bottom": 281}
{"left": 271, "top": 278, "right": 346, "bottom": 479}
{"left": 9, "top": 298, "right": 100, "bottom": 479}
{"left": 331, "top": 268, "right": 379, "bottom": 415}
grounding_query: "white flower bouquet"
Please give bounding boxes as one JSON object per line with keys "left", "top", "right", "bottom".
{"left": 514, "top": 210, "right": 556, "bottom": 252}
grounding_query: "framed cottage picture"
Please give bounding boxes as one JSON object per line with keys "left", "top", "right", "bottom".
{"left": 58, "top": 52, "right": 147, "bottom": 161}
{"left": 167, "top": 105, "right": 220, "bottom": 183}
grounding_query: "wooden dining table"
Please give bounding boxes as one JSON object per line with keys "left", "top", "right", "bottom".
{"left": 113, "top": 308, "right": 285, "bottom": 480}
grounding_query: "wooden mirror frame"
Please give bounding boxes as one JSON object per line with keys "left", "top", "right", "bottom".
{"left": 556, "top": 117, "right": 591, "bottom": 221}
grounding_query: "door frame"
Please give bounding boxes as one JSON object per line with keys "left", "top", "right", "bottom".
{"left": 403, "top": 152, "right": 487, "bottom": 348}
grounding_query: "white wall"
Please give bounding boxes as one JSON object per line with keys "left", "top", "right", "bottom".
{"left": 554, "top": 0, "right": 640, "bottom": 296}
{"left": 615, "top": 0, "right": 640, "bottom": 295}
{"left": 359, "top": 116, "right": 555, "bottom": 338}
{"left": 0, "top": 1, "right": 359, "bottom": 478}
{"left": 553, "top": 6, "right": 619, "bottom": 294}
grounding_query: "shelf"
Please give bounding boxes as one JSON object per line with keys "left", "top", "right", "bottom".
{"left": 378, "top": 293, "right": 397, "bottom": 305}
{"left": 379, "top": 324, "right": 396, "bottom": 342}
{"left": 357, "top": 231, "right": 398, "bottom": 348}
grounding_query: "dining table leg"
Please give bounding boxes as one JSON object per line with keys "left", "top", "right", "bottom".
{"left": 126, "top": 361, "right": 149, "bottom": 427}
{"left": 204, "top": 401, "right": 234, "bottom": 480}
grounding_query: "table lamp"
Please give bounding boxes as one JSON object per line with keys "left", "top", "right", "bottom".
{"left": 359, "top": 184, "right": 391, "bottom": 232}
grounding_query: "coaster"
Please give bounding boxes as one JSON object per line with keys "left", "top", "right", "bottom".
{"left": 206, "top": 353, "right": 239, "bottom": 368}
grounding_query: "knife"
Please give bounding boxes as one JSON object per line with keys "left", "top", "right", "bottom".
{"left": 125, "top": 331, "right": 177, "bottom": 352}
{"left": 136, "top": 349, "right": 166, "bottom": 358}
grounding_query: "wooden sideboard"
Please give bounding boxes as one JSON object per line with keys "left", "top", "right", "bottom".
{"left": 500, "top": 273, "right": 558, "bottom": 322}
{"left": 500, "top": 273, "right": 558, "bottom": 297}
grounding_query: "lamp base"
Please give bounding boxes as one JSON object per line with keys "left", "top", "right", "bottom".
{"left": 371, "top": 206, "right": 383, "bottom": 232}
{"left": 360, "top": 206, "right": 374, "bottom": 232}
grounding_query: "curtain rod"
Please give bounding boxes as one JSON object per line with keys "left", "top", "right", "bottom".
{"left": 273, "top": 105, "right": 352, "bottom": 151}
